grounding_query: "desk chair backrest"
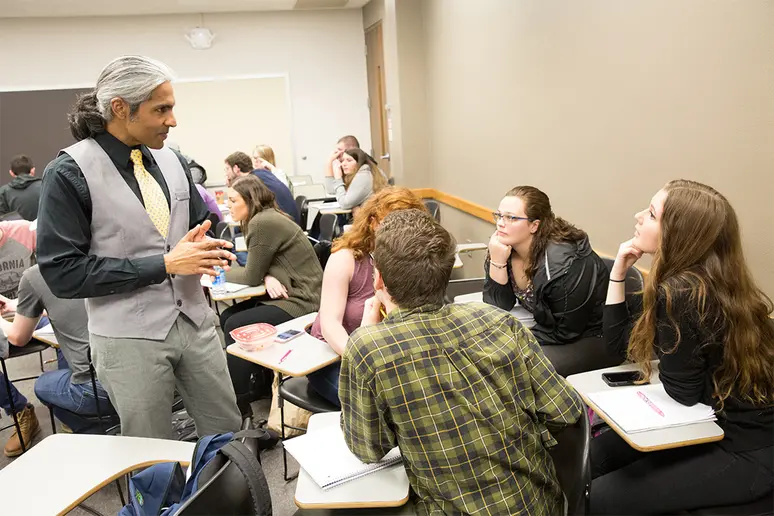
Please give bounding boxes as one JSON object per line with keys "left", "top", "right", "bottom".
{"left": 294, "top": 183, "right": 328, "bottom": 200}
{"left": 445, "top": 277, "right": 486, "bottom": 304}
{"left": 215, "top": 221, "right": 229, "bottom": 240}
{"left": 313, "top": 240, "right": 332, "bottom": 270}
{"left": 600, "top": 257, "right": 644, "bottom": 312}
{"left": 548, "top": 398, "right": 591, "bottom": 515}
{"left": 318, "top": 213, "right": 337, "bottom": 243}
{"left": 295, "top": 195, "right": 309, "bottom": 229}
{"left": 423, "top": 199, "right": 441, "bottom": 222}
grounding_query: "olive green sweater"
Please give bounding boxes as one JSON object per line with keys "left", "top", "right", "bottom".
{"left": 226, "top": 208, "right": 322, "bottom": 318}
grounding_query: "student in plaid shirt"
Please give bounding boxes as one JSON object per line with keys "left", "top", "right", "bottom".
{"left": 339, "top": 209, "right": 583, "bottom": 516}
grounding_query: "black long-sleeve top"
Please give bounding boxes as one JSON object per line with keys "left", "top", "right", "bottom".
{"left": 37, "top": 132, "right": 209, "bottom": 299}
{"left": 604, "top": 292, "right": 774, "bottom": 452}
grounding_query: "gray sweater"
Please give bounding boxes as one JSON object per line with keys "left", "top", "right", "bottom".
{"left": 325, "top": 165, "right": 375, "bottom": 210}
{"left": 226, "top": 208, "right": 322, "bottom": 318}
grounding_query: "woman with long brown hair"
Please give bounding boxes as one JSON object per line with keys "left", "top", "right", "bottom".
{"left": 306, "top": 187, "right": 427, "bottom": 406}
{"left": 592, "top": 180, "right": 774, "bottom": 514}
{"left": 483, "top": 186, "right": 611, "bottom": 375}
{"left": 222, "top": 174, "right": 322, "bottom": 417}
{"left": 324, "top": 148, "right": 388, "bottom": 211}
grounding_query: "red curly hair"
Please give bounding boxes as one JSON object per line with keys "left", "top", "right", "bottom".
{"left": 332, "top": 187, "right": 427, "bottom": 259}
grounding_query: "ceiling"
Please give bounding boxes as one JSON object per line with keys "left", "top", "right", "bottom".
{"left": 0, "top": 0, "right": 369, "bottom": 18}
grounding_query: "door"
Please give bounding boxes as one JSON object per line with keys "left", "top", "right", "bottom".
{"left": 365, "top": 22, "right": 391, "bottom": 179}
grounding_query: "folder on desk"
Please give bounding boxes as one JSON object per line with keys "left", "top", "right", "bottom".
{"left": 587, "top": 383, "right": 717, "bottom": 434}
{"left": 283, "top": 423, "right": 402, "bottom": 490}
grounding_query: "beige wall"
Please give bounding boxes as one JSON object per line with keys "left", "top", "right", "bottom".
{"left": 0, "top": 9, "right": 371, "bottom": 182}
{"left": 384, "top": 0, "right": 774, "bottom": 295}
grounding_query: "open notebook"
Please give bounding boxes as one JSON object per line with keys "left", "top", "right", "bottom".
{"left": 587, "top": 383, "right": 716, "bottom": 434}
{"left": 283, "top": 423, "right": 402, "bottom": 490}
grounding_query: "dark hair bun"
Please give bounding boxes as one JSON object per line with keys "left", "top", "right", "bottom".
{"left": 68, "top": 91, "right": 105, "bottom": 141}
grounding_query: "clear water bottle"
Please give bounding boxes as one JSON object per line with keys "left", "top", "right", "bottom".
{"left": 211, "top": 266, "right": 226, "bottom": 296}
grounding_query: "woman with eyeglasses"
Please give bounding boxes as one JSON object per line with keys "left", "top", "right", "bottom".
{"left": 306, "top": 187, "right": 428, "bottom": 406}
{"left": 483, "top": 186, "right": 611, "bottom": 375}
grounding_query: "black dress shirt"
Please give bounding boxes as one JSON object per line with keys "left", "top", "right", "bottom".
{"left": 37, "top": 132, "right": 209, "bottom": 299}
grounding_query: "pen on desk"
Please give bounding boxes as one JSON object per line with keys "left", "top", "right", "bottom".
{"left": 279, "top": 349, "right": 292, "bottom": 364}
{"left": 637, "top": 391, "right": 665, "bottom": 417}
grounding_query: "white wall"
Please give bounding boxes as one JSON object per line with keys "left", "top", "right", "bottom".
{"left": 0, "top": 9, "right": 372, "bottom": 182}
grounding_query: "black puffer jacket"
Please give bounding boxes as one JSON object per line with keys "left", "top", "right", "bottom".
{"left": 483, "top": 236, "right": 608, "bottom": 345}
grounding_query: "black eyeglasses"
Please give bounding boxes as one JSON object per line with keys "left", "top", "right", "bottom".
{"left": 492, "top": 212, "right": 533, "bottom": 224}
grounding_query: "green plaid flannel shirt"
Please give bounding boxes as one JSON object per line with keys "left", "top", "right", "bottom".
{"left": 340, "top": 302, "right": 582, "bottom": 516}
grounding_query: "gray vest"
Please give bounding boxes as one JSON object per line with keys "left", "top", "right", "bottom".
{"left": 63, "top": 138, "right": 208, "bottom": 340}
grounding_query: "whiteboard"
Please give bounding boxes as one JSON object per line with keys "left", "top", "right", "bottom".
{"left": 170, "top": 75, "right": 293, "bottom": 186}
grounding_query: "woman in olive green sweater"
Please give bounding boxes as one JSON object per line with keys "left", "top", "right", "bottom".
{"left": 222, "top": 174, "right": 322, "bottom": 416}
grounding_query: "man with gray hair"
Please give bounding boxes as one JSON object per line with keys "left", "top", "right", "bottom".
{"left": 36, "top": 55, "right": 242, "bottom": 438}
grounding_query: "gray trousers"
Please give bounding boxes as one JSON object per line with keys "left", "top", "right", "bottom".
{"left": 91, "top": 312, "right": 241, "bottom": 439}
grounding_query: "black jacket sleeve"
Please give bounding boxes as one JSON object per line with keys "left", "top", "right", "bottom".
{"left": 482, "top": 255, "right": 516, "bottom": 311}
{"left": 531, "top": 256, "right": 607, "bottom": 344}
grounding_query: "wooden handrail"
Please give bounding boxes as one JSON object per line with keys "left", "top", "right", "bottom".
{"left": 413, "top": 188, "right": 649, "bottom": 276}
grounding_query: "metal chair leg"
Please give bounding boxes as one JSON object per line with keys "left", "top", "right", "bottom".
{"left": 87, "top": 348, "right": 107, "bottom": 435}
{"left": 38, "top": 351, "right": 44, "bottom": 373}
{"left": 1, "top": 358, "right": 25, "bottom": 454}
{"left": 48, "top": 406, "right": 56, "bottom": 434}
{"left": 115, "top": 476, "right": 126, "bottom": 506}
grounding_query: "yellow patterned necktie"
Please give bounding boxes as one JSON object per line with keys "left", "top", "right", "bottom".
{"left": 130, "top": 149, "right": 170, "bottom": 239}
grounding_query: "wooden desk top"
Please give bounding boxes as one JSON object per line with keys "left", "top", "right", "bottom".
{"left": 0, "top": 434, "right": 194, "bottom": 515}
{"left": 226, "top": 313, "right": 340, "bottom": 377}
{"left": 567, "top": 362, "right": 724, "bottom": 452}
{"left": 294, "top": 412, "right": 410, "bottom": 510}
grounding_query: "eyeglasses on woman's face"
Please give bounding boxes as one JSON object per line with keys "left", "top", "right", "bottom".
{"left": 491, "top": 212, "right": 533, "bottom": 225}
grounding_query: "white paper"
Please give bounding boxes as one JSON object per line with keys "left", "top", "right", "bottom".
{"left": 588, "top": 383, "right": 716, "bottom": 434}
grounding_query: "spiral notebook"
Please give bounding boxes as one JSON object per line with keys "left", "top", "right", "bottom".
{"left": 282, "top": 423, "right": 402, "bottom": 490}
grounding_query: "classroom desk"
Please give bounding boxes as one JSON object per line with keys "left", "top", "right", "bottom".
{"left": 452, "top": 255, "right": 463, "bottom": 269}
{"left": 200, "top": 275, "right": 267, "bottom": 302}
{"left": 567, "top": 362, "right": 724, "bottom": 452}
{"left": 226, "top": 313, "right": 340, "bottom": 377}
{"left": 455, "top": 242, "right": 488, "bottom": 253}
{"left": 453, "top": 292, "right": 535, "bottom": 328}
{"left": 32, "top": 324, "right": 58, "bottom": 347}
{"left": 0, "top": 433, "right": 194, "bottom": 515}
{"left": 294, "top": 412, "right": 410, "bottom": 510}
{"left": 308, "top": 201, "right": 352, "bottom": 215}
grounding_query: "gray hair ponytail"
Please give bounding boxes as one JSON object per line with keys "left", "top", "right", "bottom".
{"left": 68, "top": 55, "right": 176, "bottom": 141}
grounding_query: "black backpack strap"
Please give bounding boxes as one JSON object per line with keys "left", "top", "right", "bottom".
{"left": 219, "top": 441, "right": 273, "bottom": 516}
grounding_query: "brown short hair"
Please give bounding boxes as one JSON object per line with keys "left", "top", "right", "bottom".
{"left": 225, "top": 151, "right": 253, "bottom": 173}
{"left": 10, "top": 155, "right": 33, "bottom": 176}
{"left": 373, "top": 209, "right": 456, "bottom": 309}
{"left": 337, "top": 135, "right": 360, "bottom": 149}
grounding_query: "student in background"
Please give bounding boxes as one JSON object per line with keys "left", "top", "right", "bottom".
{"left": 168, "top": 142, "right": 220, "bottom": 222}
{"left": 0, "top": 220, "right": 36, "bottom": 298}
{"left": 224, "top": 151, "right": 299, "bottom": 224}
{"left": 307, "top": 187, "right": 427, "bottom": 406}
{"left": 0, "top": 155, "right": 43, "bottom": 221}
{"left": 325, "top": 148, "right": 387, "bottom": 212}
{"left": 591, "top": 180, "right": 774, "bottom": 514}
{"left": 324, "top": 134, "right": 359, "bottom": 180}
{"left": 252, "top": 144, "right": 289, "bottom": 187}
{"left": 340, "top": 209, "right": 581, "bottom": 515}
{"left": 0, "top": 265, "right": 116, "bottom": 438}
{"left": 483, "top": 186, "right": 610, "bottom": 375}
{"left": 222, "top": 175, "right": 322, "bottom": 416}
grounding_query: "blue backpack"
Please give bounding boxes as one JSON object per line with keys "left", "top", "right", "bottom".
{"left": 119, "top": 430, "right": 272, "bottom": 515}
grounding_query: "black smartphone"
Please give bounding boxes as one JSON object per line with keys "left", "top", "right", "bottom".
{"left": 601, "top": 371, "right": 646, "bottom": 387}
